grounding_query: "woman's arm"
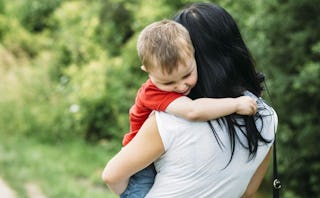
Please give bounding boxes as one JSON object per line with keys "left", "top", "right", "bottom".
{"left": 101, "top": 114, "right": 164, "bottom": 195}
{"left": 241, "top": 147, "right": 273, "bottom": 198}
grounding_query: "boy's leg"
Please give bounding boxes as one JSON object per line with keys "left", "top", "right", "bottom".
{"left": 120, "top": 164, "right": 156, "bottom": 198}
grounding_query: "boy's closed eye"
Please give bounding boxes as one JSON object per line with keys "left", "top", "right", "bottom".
{"left": 161, "top": 73, "right": 191, "bottom": 86}
{"left": 162, "top": 81, "right": 174, "bottom": 86}
{"left": 183, "top": 73, "right": 191, "bottom": 79}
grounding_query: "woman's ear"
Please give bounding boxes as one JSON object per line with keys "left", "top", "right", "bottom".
{"left": 141, "top": 65, "right": 147, "bottom": 72}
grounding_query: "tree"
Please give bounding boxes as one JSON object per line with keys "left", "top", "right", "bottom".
{"left": 260, "top": 0, "right": 320, "bottom": 197}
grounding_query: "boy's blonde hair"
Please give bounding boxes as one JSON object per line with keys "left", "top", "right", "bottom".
{"left": 137, "top": 19, "right": 194, "bottom": 74}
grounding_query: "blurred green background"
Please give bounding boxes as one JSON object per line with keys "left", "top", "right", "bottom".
{"left": 0, "top": 0, "right": 319, "bottom": 197}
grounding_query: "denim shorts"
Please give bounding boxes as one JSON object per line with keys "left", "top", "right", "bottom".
{"left": 120, "top": 164, "right": 156, "bottom": 198}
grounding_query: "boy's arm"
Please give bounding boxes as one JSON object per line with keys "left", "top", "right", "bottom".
{"left": 165, "top": 96, "right": 257, "bottom": 121}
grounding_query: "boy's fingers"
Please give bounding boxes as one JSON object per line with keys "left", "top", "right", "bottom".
{"left": 253, "top": 104, "right": 257, "bottom": 114}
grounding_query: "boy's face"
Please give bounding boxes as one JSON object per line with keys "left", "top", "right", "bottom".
{"left": 147, "top": 58, "right": 197, "bottom": 95}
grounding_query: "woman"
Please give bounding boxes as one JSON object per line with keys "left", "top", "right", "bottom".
{"left": 102, "top": 2, "right": 277, "bottom": 198}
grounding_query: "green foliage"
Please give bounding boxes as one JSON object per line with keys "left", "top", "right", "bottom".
{"left": 49, "top": 1, "right": 105, "bottom": 78}
{"left": 0, "top": 0, "right": 4, "bottom": 14}
{"left": 16, "top": 0, "right": 62, "bottom": 32}
{"left": 0, "top": 15, "right": 42, "bottom": 58}
{"left": 0, "top": 65, "right": 81, "bottom": 143}
{"left": 257, "top": 0, "right": 320, "bottom": 197}
{"left": 95, "top": 1, "right": 134, "bottom": 56}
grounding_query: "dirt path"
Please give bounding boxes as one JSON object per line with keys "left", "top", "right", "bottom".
{"left": 0, "top": 178, "right": 47, "bottom": 198}
{"left": 25, "top": 182, "right": 47, "bottom": 198}
{"left": 0, "top": 178, "right": 16, "bottom": 198}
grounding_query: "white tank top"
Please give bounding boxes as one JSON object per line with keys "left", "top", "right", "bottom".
{"left": 146, "top": 96, "right": 277, "bottom": 198}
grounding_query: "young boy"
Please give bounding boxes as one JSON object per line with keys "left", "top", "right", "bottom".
{"left": 119, "top": 19, "right": 257, "bottom": 197}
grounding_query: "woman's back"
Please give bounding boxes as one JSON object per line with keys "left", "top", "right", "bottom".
{"left": 146, "top": 94, "right": 277, "bottom": 198}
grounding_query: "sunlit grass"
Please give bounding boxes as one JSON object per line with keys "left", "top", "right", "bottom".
{"left": 0, "top": 134, "right": 120, "bottom": 198}
{"left": 0, "top": 135, "right": 273, "bottom": 198}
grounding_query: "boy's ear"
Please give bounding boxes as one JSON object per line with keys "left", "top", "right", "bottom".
{"left": 141, "top": 65, "right": 147, "bottom": 72}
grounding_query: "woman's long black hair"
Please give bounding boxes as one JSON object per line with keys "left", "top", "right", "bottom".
{"left": 173, "top": 2, "right": 270, "bottom": 162}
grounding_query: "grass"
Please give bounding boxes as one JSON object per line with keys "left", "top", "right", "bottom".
{"left": 0, "top": 134, "right": 273, "bottom": 198}
{"left": 0, "top": 134, "right": 121, "bottom": 198}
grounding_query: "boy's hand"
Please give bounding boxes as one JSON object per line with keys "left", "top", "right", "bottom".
{"left": 235, "top": 96, "right": 257, "bottom": 115}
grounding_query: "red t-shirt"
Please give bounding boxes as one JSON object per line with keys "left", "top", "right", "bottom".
{"left": 122, "top": 79, "right": 182, "bottom": 146}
